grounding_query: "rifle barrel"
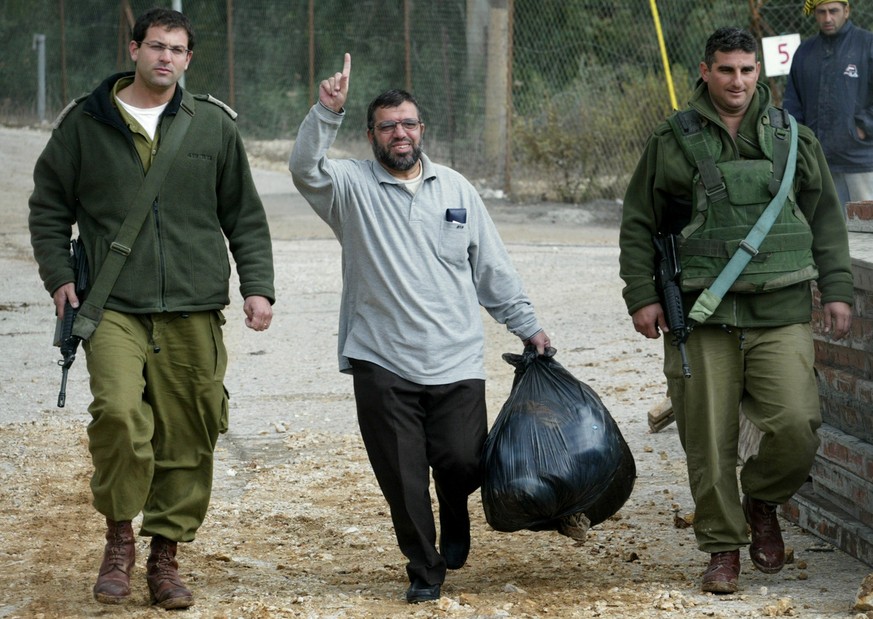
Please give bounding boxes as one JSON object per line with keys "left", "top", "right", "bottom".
{"left": 57, "top": 366, "right": 69, "bottom": 407}
{"left": 678, "top": 341, "right": 691, "bottom": 379}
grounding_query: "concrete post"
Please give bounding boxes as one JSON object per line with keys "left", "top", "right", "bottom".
{"left": 33, "top": 34, "right": 46, "bottom": 123}
{"left": 484, "top": 0, "right": 509, "bottom": 186}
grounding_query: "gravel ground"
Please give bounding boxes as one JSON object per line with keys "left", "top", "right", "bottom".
{"left": 0, "top": 125, "right": 870, "bottom": 618}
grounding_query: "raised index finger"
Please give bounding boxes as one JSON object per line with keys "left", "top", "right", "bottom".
{"left": 340, "top": 53, "right": 351, "bottom": 88}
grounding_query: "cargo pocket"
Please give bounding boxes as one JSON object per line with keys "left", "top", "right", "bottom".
{"left": 210, "top": 310, "right": 230, "bottom": 435}
{"left": 210, "top": 310, "right": 228, "bottom": 380}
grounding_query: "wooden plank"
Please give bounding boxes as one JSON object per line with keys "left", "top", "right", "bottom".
{"left": 647, "top": 397, "right": 674, "bottom": 433}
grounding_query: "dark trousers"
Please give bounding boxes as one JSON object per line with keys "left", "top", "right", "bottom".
{"left": 350, "top": 359, "right": 487, "bottom": 586}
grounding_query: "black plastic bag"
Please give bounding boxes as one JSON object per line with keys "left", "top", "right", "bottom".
{"left": 481, "top": 348, "right": 636, "bottom": 537}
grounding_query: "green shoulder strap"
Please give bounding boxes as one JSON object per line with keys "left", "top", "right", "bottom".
{"left": 687, "top": 112, "right": 798, "bottom": 325}
{"left": 71, "top": 102, "right": 194, "bottom": 341}
{"left": 667, "top": 109, "right": 728, "bottom": 205}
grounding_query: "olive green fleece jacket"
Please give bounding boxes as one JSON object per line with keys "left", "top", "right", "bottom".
{"left": 29, "top": 72, "right": 275, "bottom": 314}
{"left": 619, "top": 81, "right": 853, "bottom": 326}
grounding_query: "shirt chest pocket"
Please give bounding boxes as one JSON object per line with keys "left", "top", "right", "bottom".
{"left": 438, "top": 220, "right": 470, "bottom": 265}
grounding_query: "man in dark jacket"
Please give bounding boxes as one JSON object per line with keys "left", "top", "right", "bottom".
{"left": 28, "top": 8, "right": 274, "bottom": 609}
{"left": 620, "top": 27, "right": 853, "bottom": 595}
{"left": 784, "top": 0, "right": 873, "bottom": 213}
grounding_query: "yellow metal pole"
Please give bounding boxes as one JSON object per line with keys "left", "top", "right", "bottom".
{"left": 649, "top": 0, "right": 678, "bottom": 110}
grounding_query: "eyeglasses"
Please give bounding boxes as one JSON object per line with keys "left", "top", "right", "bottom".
{"left": 372, "top": 119, "right": 422, "bottom": 134}
{"left": 139, "top": 41, "right": 191, "bottom": 58}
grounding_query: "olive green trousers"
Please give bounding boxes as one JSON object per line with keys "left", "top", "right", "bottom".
{"left": 664, "top": 323, "right": 820, "bottom": 553}
{"left": 83, "top": 309, "right": 228, "bottom": 542}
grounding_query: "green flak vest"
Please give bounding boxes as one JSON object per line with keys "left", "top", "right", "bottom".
{"left": 667, "top": 108, "right": 818, "bottom": 293}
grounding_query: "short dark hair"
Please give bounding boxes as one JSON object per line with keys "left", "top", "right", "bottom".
{"left": 704, "top": 27, "right": 757, "bottom": 67}
{"left": 367, "top": 89, "right": 420, "bottom": 130}
{"left": 132, "top": 8, "right": 195, "bottom": 50}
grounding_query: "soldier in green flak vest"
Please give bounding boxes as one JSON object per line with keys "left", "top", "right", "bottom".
{"left": 619, "top": 27, "right": 853, "bottom": 594}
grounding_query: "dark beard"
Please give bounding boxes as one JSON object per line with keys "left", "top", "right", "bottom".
{"left": 371, "top": 139, "right": 422, "bottom": 172}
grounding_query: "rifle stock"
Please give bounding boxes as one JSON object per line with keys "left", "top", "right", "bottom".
{"left": 653, "top": 233, "right": 692, "bottom": 378}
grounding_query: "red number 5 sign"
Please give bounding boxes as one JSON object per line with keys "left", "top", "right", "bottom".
{"left": 762, "top": 34, "right": 801, "bottom": 77}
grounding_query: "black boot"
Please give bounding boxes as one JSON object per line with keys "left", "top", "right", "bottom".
{"left": 93, "top": 518, "right": 135, "bottom": 604}
{"left": 146, "top": 535, "right": 194, "bottom": 609}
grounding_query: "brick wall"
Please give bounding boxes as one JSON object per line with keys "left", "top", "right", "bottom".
{"left": 781, "top": 202, "right": 873, "bottom": 567}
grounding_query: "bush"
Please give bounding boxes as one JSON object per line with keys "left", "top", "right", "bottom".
{"left": 512, "top": 64, "right": 693, "bottom": 204}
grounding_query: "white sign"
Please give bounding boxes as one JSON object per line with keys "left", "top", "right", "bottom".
{"left": 762, "top": 34, "right": 801, "bottom": 77}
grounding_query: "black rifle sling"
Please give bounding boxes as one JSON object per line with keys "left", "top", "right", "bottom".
{"left": 72, "top": 102, "right": 194, "bottom": 341}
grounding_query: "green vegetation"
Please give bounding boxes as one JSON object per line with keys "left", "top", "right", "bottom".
{"left": 5, "top": 0, "right": 872, "bottom": 202}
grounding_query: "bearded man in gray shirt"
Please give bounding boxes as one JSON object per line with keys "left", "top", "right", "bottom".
{"left": 289, "top": 54, "right": 550, "bottom": 604}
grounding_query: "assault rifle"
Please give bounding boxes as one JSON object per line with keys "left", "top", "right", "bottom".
{"left": 55, "top": 238, "right": 88, "bottom": 408}
{"left": 653, "top": 233, "right": 692, "bottom": 378}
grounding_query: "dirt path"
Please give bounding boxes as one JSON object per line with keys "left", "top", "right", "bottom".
{"left": 0, "top": 126, "right": 868, "bottom": 618}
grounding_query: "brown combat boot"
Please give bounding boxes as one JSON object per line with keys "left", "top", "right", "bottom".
{"left": 146, "top": 535, "right": 194, "bottom": 609}
{"left": 93, "top": 518, "right": 136, "bottom": 604}
{"left": 701, "top": 550, "right": 740, "bottom": 594}
{"left": 743, "top": 495, "right": 785, "bottom": 573}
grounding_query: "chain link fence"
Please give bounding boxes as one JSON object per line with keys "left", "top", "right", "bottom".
{"left": 4, "top": 0, "right": 873, "bottom": 203}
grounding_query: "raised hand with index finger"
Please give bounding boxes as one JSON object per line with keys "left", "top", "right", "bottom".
{"left": 319, "top": 53, "right": 351, "bottom": 113}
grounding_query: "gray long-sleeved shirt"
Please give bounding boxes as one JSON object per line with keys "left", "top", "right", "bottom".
{"left": 289, "top": 103, "right": 542, "bottom": 384}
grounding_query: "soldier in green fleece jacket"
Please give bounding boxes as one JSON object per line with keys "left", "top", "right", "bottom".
{"left": 619, "top": 27, "right": 853, "bottom": 595}
{"left": 28, "top": 8, "right": 274, "bottom": 610}
{"left": 290, "top": 54, "right": 550, "bottom": 604}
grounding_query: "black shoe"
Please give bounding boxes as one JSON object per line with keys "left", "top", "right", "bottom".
{"left": 406, "top": 578, "right": 440, "bottom": 604}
